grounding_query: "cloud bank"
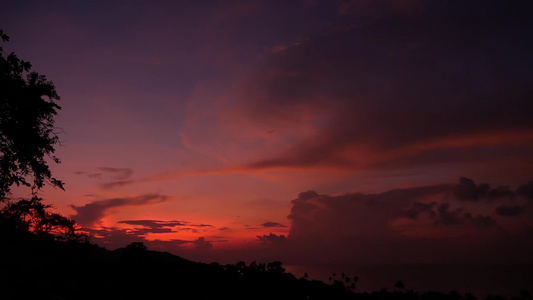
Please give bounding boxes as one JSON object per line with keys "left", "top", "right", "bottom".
{"left": 281, "top": 178, "right": 533, "bottom": 264}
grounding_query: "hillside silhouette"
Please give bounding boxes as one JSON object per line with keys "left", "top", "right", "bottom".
{"left": 1, "top": 227, "right": 352, "bottom": 300}
{"left": 2, "top": 227, "right": 531, "bottom": 300}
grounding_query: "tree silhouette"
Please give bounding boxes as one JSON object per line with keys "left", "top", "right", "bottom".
{"left": 395, "top": 280, "right": 405, "bottom": 290}
{"left": 0, "top": 29, "right": 63, "bottom": 201}
{"left": 0, "top": 195, "right": 82, "bottom": 241}
{"left": 0, "top": 30, "right": 83, "bottom": 244}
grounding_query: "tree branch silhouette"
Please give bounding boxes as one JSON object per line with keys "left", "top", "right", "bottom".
{"left": 0, "top": 29, "right": 63, "bottom": 201}
{"left": 0, "top": 29, "right": 82, "bottom": 242}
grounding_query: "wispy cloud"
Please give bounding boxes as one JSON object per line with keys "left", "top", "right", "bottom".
{"left": 100, "top": 180, "right": 136, "bottom": 190}
{"left": 98, "top": 167, "right": 133, "bottom": 180}
{"left": 70, "top": 194, "right": 168, "bottom": 226}
{"left": 114, "top": 219, "right": 214, "bottom": 236}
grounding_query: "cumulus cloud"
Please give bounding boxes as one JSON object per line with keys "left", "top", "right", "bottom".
{"left": 192, "top": 237, "right": 213, "bottom": 251}
{"left": 70, "top": 194, "right": 167, "bottom": 226}
{"left": 464, "top": 213, "right": 498, "bottom": 231}
{"left": 517, "top": 181, "right": 533, "bottom": 200}
{"left": 454, "top": 177, "right": 517, "bottom": 202}
{"left": 404, "top": 201, "right": 437, "bottom": 219}
{"left": 454, "top": 177, "right": 489, "bottom": 201}
{"left": 495, "top": 205, "right": 526, "bottom": 217}
{"left": 288, "top": 184, "right": 453, "bottom": 242}
{"left": 406, "top": 199, "right": 499, "bottom": 228}
{"left": 284, "top": 178, "right": 533, "bottom": 264}
{"left": 488, "top": 186, "right": 516, "bottom": 201}
{"left": 257, "top": 233, "right": 287, "bottom": 244}
{"left": 434, "top": 202, "right": 464, "bottom": 226}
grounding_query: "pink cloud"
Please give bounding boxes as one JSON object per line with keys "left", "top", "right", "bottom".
{"left": 167, "top": 1, "right": 533, "bottom": 188}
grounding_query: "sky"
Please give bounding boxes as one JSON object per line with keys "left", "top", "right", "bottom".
{"left": 2, "top": 0, "right": 533, "bottom": 270}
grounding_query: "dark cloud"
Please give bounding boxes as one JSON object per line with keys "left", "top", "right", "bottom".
{"left": 193, "top": 237, "right": 213, "bottom": 251}
{"left": 74, "top": 171, "right": 102, "bottom": 179}
{"left": 191, "top": 224, "right": 215, "bottom": 228}
{"left": 101, "top": 180, "right": 135, "bottom": 190}
{"left": 117, "top": 220, "right": 187, "bottom": 235}
{"left": 257, "top": 233, "right": 287, "bottom": 244}
{"left": 75, "top": 167, "right": 135, "bottom": 189}
{"left": 435, "top": 203, "right": 464, "bottom": 226}
{"left": 261, "top": 222, "right": 287, "bottom": 228}
{"left": 495, "top": 205, "right": 526, "bottom": 217}
{"left": 70, "top": 194, "right": 167, "bottom": 226}
{"left": 488, "top": 186, "right": 516, "bottom": 201}
{"left": 118, "top": 220, "right": 188, "bottom": 227}
{"left": 454, "top": 177, "right": 516, "bottom": 202}
{"left": 464, "top": 213, "right": 499, "bottom": 230}
{"left": 405, "top": 201, "right": 437, "bottom": 219}
{"left": 407, "top": 200, "right": 499, "bottom": 229}
{"left": 96, "top": 167, "right": 135, "bottom": 189}
{"left": 130, "top": 227, "right": 174, "bottom": 235}
{"left": 116, "top": 219, "right": 214, "bottom": 235}
{"left": 98, "top": 167, "right": 133, "bottom": 180}
{"left": 288, "top": 184, "right": 453, "bottom": 248}
{"left": 454, "top": 177, "right": 489, "bottom": 201}
{"left": 285, "top": 180, "right": 532, "bottom": 264}
{"left": 241, "top": 1, "right": 533, "bottom": 172}
{"left": 517, "top": 181, "right": 533, "bottom": 200}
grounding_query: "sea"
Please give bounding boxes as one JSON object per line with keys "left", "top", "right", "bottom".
{"left": 285, "top": 263, "right": 533, "bottom": 298}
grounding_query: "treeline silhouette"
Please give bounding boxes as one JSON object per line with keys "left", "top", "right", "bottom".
{"left": 1, "top": 225, "right": 531, "bottom": 300}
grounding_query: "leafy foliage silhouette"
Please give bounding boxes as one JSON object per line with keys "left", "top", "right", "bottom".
{"left": 0, "top": 29, "right": 63, "bottom": 201}
{"left": 0, "top": 195, "right": 83, "bottom": 241}
{"left": 0, "top": 29, "right": 80, "bottom": 244}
